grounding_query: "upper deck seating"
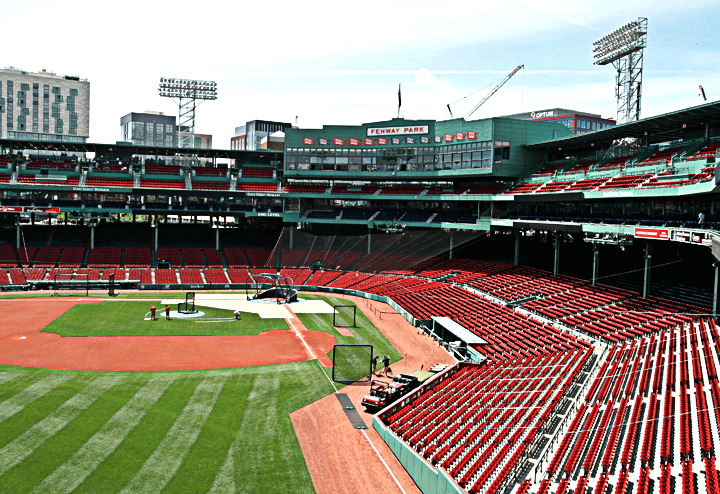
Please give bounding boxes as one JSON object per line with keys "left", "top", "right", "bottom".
{"left": 638, "top": 146, "right": 684, "bottom": 166}
{"left": 685, "top": 140, "right": 720, "bottom": 161}
{"left": 140, "top": 179, "right": 185, "bottom": 189}
{"left": 240, "top": 167, "right": 273, "bottom": 178}
{"left": 286, "top": 184, "right": 328, "bottom": 193}
{"left": 506, "top": 183, "right": 541, "bottom": 194}
{"left": 145, "top": 164, "right": 181, "bottom": 175}
{"left": 86, "top": 177, "right": 134, "bottom": 188}
{"left": 192, "top": 181, "right": 230, "bottom": 190}
{"left": 598, "top": 174, "right": 651, "bottom": 189}
{"left": 597, "top": 154, "right": 636, "bottom": 171}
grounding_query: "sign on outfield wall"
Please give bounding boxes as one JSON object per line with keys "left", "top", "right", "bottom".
{"left": 366, "top": 125, "right": 429, "bottom": 137}
{"left": 670, "top": 229, "right": 712, "bottom": 246}
{"left": 634, "top": 228, "right": 669, "bottom": 240}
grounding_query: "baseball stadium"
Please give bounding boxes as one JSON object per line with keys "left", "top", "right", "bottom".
{"left": 2, "top": 27, "right": 720, "bottom": 494}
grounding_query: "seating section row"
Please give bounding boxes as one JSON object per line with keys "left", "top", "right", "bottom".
{"left": 382, "top": 316, "right": 720, "bottom": 494}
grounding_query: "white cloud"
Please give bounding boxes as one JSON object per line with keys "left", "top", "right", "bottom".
{"left": 413, "top": 68, "right": 440, "bottom": 87}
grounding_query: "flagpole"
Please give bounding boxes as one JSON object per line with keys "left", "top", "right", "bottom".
{"left": 397, "top": 84, "right": 401, "bottom": 118}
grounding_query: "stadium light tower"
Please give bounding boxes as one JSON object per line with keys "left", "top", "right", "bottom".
{"left": 158, "top": 78, "right": 217, "bottom": 149}
{"left": 593, "top": 18, "right": 648, "bottom": 124}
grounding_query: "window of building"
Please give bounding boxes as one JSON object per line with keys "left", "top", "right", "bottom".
{"left": 494, "top": 141, "right": 510, "bottom": 161}
{"left": 21, "top": 83, "right": 29, "bottom": 91}
{"left": 70, "top": 89, "right": 78, "bottom": 96}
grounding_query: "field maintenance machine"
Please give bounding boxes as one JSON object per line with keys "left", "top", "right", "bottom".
{"left": 362, "top": 370, "right": 434, "bottom": 411}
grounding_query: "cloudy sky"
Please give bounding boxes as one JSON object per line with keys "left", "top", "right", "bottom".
{"left": 4, "top": 0, "right": 718, "bottom": 146}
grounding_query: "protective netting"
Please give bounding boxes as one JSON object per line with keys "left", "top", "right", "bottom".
{"left": 265, "top": 227, "right": 488, "bottom": 273}
{"left": 333, "top": 305, "right": 357, "bottom": 328}
{"left": 332, "top": 344, "right": 373, "bottom": 383}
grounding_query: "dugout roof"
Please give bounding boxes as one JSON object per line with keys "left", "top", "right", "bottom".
{"left": 525, "top": 100, "right": 720, "bottom": 151}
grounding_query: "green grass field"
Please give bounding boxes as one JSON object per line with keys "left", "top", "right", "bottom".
{"left": 0, "top": 363, "right": 331, "bottom": 494}
{"left": 0, "top": 291, "right": 404, "bottom": 493}
{"left": 295, "top": 295, "right": 403, "bottom": 365}
{"left": 42, "top": 301, "right": 289, "bottom": 337}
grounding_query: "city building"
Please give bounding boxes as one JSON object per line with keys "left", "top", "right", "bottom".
{"left": 231, "top": 120, "right": 291, "bottom": 151}
{"left": 502, "top": 108, "right": 616, "bottom": 134}
{"left": 120, "top": 112, "right": 177, "bottom": 147}
{"left": 260, "top": 131, "right": 285, "bottom": 151}
{"left": 192, "top": 133, "right": 212, "bottom": 150}
{"left": 0, "top": 66, "right": 90, "bottom": 143}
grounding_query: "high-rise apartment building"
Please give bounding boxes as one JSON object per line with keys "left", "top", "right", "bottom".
{"left": 120, "top": 112, "right": 177, "bottom": 147}
{"left": 0, "top": 67, "right": 90, "bottom": 143}
{"left": 231, "top": 120, "right": 291, "bottom": 151}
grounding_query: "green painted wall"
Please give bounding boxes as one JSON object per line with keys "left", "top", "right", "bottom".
{"left": 285, "top": 116, "right": 573, "bottom": 179}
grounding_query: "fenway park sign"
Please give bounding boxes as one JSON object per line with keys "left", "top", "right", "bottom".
{"left": 366, "top": 125, "right": 429, "bottom": 137}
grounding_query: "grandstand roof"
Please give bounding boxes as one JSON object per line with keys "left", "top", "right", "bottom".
{"left": 0, "top": 139, "right": 282, "bottom": 164}
{"left": 525, "top": 100, "right": 720, "bottom": 151}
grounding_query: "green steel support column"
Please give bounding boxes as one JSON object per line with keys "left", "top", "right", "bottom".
{"left": 449, "top": 232, "right": 454, "bottom": 260}
{"left": 154, "top": 218, "right": 158, "bottom": 252}
{"left": 367, "top": 229, "right": 371, "bottom": 254}
{"left": 643, "top": 242, "right": 652, "bottom": 298}
{"left": 289, "top": 226, "right": 294, "bottom": 250}
{"left": 514, "top": 230, "right": 520, "bottom": 266}
{"left": 216, "top": 226, "right": 220, "bottom": 251}
{"left": 553, "top": 232, "right": 560, "bottom": 276}
{"left": 90, "top": 225, "right": 94, "bottom": 250}
{"left": 592, "top": 244, "right": 599, "bottom": 286}
{"left": 714, "top": 262, "right": 719, "bottom": 318}
{"left": 16, "top": 219, "right": 20, "bottom": 249}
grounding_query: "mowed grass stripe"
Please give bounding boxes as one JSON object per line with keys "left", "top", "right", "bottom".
{"left": 206, "top": 438, "right": 236, "bottom": 494}
{"left": 70, "top": 378, "right": 197, "bottom": 494}
{"left": 161, "top": 375, "right": 254, "bottom": 494}
{"left": 0, "top": 376, "right": 145, "bottom": 494}
{"left": 0, "top": 374, "right": 75, "bottom": 425}
{"left": 0, "top": 372, "right": 22, "bottom": 387}
{"left": 117, "top": 377, "right": 227, "bottom": 494}
{"left": 0, "top": 376, "right": 117, "bottom": 476}
{"left": 30, "top": 376, "right": 176, "bottom": 494}
{"left": 232, "top": 364, "right": 327, "bottom": 494}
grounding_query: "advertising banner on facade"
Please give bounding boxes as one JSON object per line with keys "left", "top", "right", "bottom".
{"left": 634, "top": 228, "right": 669, "bottom": 240}
{"left": 302, "top": 138, "right": 314, "bottom": 145}
{"left": 670, "top": 229, "right": 712, "bottom": 246}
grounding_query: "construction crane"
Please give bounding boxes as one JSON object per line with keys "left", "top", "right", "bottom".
{"left": 447, "top": 64, "right": 524, "bottom": 119}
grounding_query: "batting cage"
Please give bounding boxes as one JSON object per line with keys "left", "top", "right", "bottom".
{"left": 177, "top": 292, "right": 198, "bottom": 314}
{"left": 333, "top": 304, "right": 357, "bottom": 328}
{"left": 332, "top": 344, "right": 373, "bottom": 383}
{"left": 52, "top": 273, "right": 89, "bottom": 296}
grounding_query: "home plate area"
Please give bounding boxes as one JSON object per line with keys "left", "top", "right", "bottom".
{"left": 159, "top": 294, "right": 336, "bottom": 320}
